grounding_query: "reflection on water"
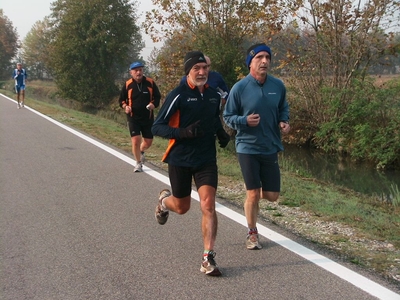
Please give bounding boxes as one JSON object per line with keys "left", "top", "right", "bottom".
{"left": 280, "top": 144, "right": 400, "bottom": 197}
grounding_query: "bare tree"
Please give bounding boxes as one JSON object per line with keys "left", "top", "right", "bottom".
{"left": 278, "top": 0, "right": 399, "bottom": 124}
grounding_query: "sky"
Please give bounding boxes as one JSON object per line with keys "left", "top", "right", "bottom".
{"left": 0, "top": 0, "right": 161, "bottom": 60}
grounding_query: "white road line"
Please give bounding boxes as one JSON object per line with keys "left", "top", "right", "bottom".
{"left": 2, "top": 95, "right": 399, "bottom": 300}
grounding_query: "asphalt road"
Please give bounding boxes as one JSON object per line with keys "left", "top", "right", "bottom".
{"left": 1, "top": 94, "right": 399, "bottom": 300}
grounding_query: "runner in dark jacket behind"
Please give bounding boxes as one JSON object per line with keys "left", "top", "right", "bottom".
{"left": 119, "top": 62, "right": 161, "bottom": 172}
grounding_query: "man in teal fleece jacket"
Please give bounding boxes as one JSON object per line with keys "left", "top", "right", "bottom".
{"left": 223, "top": 42, "right": 290, "bottom": 250}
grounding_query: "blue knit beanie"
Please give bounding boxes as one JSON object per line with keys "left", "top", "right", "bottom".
{"left": 246, "top": 43, "right": 272, "bottom": 68}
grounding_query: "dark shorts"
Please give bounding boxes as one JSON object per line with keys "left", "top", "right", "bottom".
{"left": 15, "top": 85, "right": 26, "bottom": 93}
{"left": 168, "top": 163, "right": 218, "bottom": 198}
{"left": 127, "top": 119, "right": 153, "bottom": 138}
{"left": 237, "top": 152, "right": 280, "bottom": 192}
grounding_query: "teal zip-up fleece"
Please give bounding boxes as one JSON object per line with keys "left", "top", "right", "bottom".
{"left": 223, "top": 74, "right": 289, "bottom": 155}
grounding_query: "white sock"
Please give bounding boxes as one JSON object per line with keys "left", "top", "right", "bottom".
{"left": 161, "top": 198, "right": 169, "bottom": 211}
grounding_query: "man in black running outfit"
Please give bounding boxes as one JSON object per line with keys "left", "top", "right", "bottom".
{"left": 152, "top": 51, "right": 230, "bottom": 276}
{"left": 119, "top": 62, "right": 161, "bottom": 172}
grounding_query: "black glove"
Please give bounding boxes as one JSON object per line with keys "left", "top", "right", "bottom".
{"left": 217, "top": 128, "right": 230, "bottom": 148}
{"left": 179, "top": 120, "right": 204, "bottom": 139}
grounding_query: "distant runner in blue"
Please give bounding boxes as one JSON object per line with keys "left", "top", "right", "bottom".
{"left": 12, "top": 63, "right": 28, "bottom": 109}
{"left": 180, "top": 55, "right": 229, "bottom": 106}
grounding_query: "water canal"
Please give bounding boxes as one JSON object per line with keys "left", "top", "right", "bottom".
{"left": 281, "top": 144, "right": 400, "bottom": 201}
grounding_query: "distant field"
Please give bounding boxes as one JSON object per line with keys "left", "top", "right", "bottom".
{"left": 372, "top": 74, "right": 400, "bottom": 86}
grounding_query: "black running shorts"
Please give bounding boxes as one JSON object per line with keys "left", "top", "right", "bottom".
{"left": 168, "top": 163, "right": 218, "bottom": 198}
{"left": 127, "top": 120, "right": 153, "bottom": 138}
{"left": 237, "top": 152, "right": 280, "bottom": 192}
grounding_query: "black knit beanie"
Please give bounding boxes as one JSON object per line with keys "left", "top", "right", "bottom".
{"left": 183, "top": 51, "right": 206, "bottom": 75}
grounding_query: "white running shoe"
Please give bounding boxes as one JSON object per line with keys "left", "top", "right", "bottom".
{"left": 246, "top": 234, "right": 262, "bottom": 250}
{"left": 133, "top": 163, "right": 143, "bottom": 173}
{"left": 155, "top": 189, "right": 171, "bottom": 225}
{"left": 200, "top": 251, "right": 222, "bottom": 276}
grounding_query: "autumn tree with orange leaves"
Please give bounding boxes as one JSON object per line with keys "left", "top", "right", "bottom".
{"left": 0, "top": 10, "right": 19, "bottom": 80}
{"left": 143, "top": 0, "right": 289, "bottom": 94}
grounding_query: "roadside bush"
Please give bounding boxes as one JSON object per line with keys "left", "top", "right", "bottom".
{"left": 314, "top": 78, "right": 400, "bottom": 169}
